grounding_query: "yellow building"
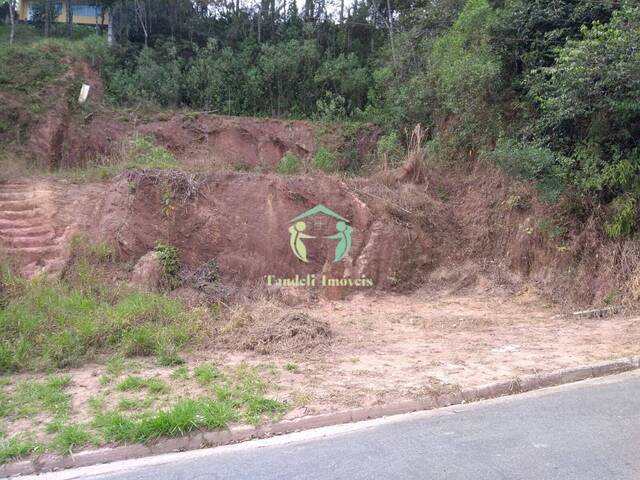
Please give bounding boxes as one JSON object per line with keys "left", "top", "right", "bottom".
{"left": 17, "top": 1, "right": 110, "bottom": 25}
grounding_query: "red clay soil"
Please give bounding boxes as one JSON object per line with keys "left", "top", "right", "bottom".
{"left": 23, "top": 59, "right": 127, "bottom": 169}
{"left": 94, "top": 171, "right": 436, "bottom": 294}
{"left": 138, "top": 115, "right": 317, "bottom": 171}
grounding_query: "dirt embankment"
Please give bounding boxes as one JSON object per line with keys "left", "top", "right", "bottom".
{"left": 14, "top": 59, "right": 126, "bottom": 169}
{"left": 6, "top": 59, "right": 380, "bottom": 173}
{"left": 3, "top": 58, "right": 638, "bottom": 307}
{"left": 94, "top": 171, "right": 434, "bottom": 294}
{"left": 3, "top": 155, "right": 629, "bottom": 307}
{"left": 87, "top": 160, "right": 638, "bottom": 306}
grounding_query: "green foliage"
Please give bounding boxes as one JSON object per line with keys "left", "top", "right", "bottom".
{"left": 431, "top": 0, "right": 503, "bottom": 148}
{"left": 606, "top": 195, "right": 637, "bottom": 238}
{"left": 126, "top": 137, "right": 178, "bottom": 170}
{"left": 276, "top": 152, "right": 300, "bottom": 175}
{"left": 108, "top": 43, "right": 183, "bottom": 107}
{"left": 154, "top": 243, "right": 181, "bottom": 278}
{"left": 0, "top": 436, "right": 40, "bottom": 464}
{"left": 482, "top": 139, "right": 566, "bottom": 202}
{"left": 0, "top": 265, "right": 194, "bottom": 372}
{"left": 95, "top": 398, "right": 236, "bottom": 443}
{"left": 491, "top": 0, "right": 615, "bottom": 72}
{"left": 313, "top": 147, "right": 337, "bottom": 172}
{"left": 377, "top": 132, "right": 404, "bottom": 167}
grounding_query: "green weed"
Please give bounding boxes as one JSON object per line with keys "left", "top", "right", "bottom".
{"left": 193, "top": 364, "right": 220, "bottom": 386}
{"left": 314, "top": 147, "right": 337, "bottom": 172}
{"left": 276, "top": 152, "right": 300, "bottom": 175}
{"left": 117, "top": 398, "right": 153, "bottom": 411}
{"left": 116, "top": 376, "right": 169, "bottom": 394}
{"left": 0, "top": 272, "right": 194, "bottom": 373}
{"left": 171, "top": 366, "right": 190, "bottom": 381}
{"left": 0, "top": 436, "right": 40, "bottom": 464}
{"left": 95, "top": 399, "right": 236, "bottom": 443}
{"left": 51, "top": 424, "right": 95, "bottom": 455}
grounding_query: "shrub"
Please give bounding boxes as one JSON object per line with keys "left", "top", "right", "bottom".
{"left": 481, "top": 139, "right": 566, "bottom": 202}
{"left": 376, "top": 132, "right": 404, "bottom": 168}
{"left": 276, "top": 152, "right": 300, "bottom": 175}
{"left": 606, "top": 195, "right": 637, "bottom": 238}
{"left": 314, "top": 147, "right": 337, "bottom": 172}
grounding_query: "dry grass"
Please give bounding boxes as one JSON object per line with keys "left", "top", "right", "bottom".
{"left": 216, "top": 301, "right": 332, "bottom": 354}
{"left": 400, "top": 124, "right": 428, "bottom": 185}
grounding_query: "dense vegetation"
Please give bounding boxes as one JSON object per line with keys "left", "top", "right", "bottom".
{"left": 3, "top": 0, "right": 640, "bottom": 235}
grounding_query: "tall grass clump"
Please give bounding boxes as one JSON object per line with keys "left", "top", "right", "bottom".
{"left": 0, "top": 241, "right": 198, "bottom": 373}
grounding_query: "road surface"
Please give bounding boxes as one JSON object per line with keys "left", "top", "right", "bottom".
{"left": 23, "top": 371, "right": 640, "bottom": 480}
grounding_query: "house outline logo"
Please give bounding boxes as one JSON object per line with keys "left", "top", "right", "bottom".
{"left": 288, "top": 204, "right": 353, "bottom": 263}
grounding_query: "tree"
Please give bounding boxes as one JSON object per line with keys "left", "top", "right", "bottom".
{"left": 44, "top": 0, "right": 52, "bottom": 37}
{"left": 6, "top": 0, "right": 16, "bottom": 45}
{"left": 64, "top": 0, "right": 73, "bottom": 37}
{"left": 133, "top": 0, "right": 149, "bottom": 47}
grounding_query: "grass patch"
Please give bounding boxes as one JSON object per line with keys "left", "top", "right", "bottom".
{"left": 193, "top": 363, "right": 220, "bottom": 386}
{"left": 3, "top": 376, "right": 71, "bottom": 418}
{"left": 313, "top": 146, "right": 338, "bottom": 172}
{"left": 213, "top": 364, "right": 287, "bottom": 424}
{"left": 0, "top": 436, "right": 40, "bottom": 464}
{"left": 60, "top": 136, "right": 179, "bottom": 182}
{"left": 0, "top": 273, "right": 196, "bottom": 373}
{"left": 48, "top": 422, "right": 95, "bottom": 455}
{"left": 171, "top": 366, "right": 190, "bottom": 381}
{"left": 116, "top": 376, "right": 170, "bottom": 394}
{"left": 118, "top": 398, "right": 153, "bottom": 411}
{"left": 276, "top": 152, "right": 300, "bottom": 175}
{"left": 95, "top": 398, "right": 236, "bottom": 443}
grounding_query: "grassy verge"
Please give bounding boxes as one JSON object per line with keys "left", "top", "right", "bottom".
{"left": 0, "top": 361, "right": 287, "bottom": 464}
{"left": 0, "top": 238, "right": 198, "bottom": 373}
{"left": 0, "top": 237, "right": 288, "bottom": 465}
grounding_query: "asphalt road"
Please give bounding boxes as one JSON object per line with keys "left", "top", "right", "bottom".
{"left": 28, "top": 371, "right": 640, "bottom": 480}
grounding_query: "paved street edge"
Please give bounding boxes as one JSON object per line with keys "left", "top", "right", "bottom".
{"left": 3, "top": 356, "right": 639, "bottom": 478}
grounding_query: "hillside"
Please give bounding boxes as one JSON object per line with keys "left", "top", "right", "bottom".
{"left": 0, "top": 2, "right": 639, "bottom": 470}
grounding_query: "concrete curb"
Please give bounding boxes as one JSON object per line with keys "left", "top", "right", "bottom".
{"left": 2, "top": 356, "right": 639, "bottom": 478}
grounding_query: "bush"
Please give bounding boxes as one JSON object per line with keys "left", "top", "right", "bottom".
{"left": 276, "top": 152, "right": 300, "bottom": 175}
{"left": 314, "top": 147, "right": 337, "bottom": 172}
{"left": 482, "top": 139, "right": 566, "bottom": 202}
{"left": 154, "top": 243, "right": 180, "bottom": 279}
{"left": 606, "top": 195, "right": 637, "bottom": 238}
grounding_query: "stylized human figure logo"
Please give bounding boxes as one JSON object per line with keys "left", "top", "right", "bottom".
{"left": 289, "top": 221, "right": 313, "bottom": 262}
{"left": 288, "top": 204, "right": 352, "bottom": 263}
{"left": 324, "top": 220, "right": 352, "bottom": 262}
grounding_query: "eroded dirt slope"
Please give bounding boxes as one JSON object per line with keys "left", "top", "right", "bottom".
{"left": 94, "top": 171, "right": 436, "bottom": 293}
